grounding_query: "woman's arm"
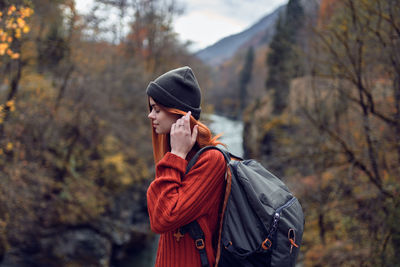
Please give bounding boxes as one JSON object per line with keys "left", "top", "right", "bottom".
{"left": 146, "top": 149, "right": 226, "bottom": 233}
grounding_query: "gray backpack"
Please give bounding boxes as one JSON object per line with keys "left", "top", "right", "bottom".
{"left": 181, "top": 146, "right": 304, "bottom": 267}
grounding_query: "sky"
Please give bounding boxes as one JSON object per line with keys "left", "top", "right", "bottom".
{"left": 75, "top": 0, "right": 288, "bottom": 51}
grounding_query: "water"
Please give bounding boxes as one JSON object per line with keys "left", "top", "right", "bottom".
{"left": 207, "top": 114, "right": 244, "bottom": 158}
{"left": 128, "top": 114, "right": 243, "bottom": 266}
{"left": 118, "top": 235, "right": 159, "bottom": 267}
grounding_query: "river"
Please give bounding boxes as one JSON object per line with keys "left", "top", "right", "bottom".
{"left": 122, "top": 114, "right": 243, "bottom": 267}
{"left": 207, "top": 114, "right": 244, "bottom": 158}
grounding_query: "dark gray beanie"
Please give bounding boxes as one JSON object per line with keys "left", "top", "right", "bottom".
{"left": 146, "top": 66, "right": 202, "bottom": 120}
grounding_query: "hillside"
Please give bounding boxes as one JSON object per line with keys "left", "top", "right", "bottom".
{"left": 195, "top": 5, "right": 285, "bottom": 66}
{"left": 241, "top": 0, "right": 400, "bottom": 265}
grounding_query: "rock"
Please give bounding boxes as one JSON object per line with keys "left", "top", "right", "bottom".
{"left": 42, "top": 228, "right": 112, "bottom": 266}
{"left": 0, "top": 181, "right": 154, "bottom": 267}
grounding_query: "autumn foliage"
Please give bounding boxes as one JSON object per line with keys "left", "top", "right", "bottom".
{"left": 0, "top": 0, "right": 201, "bottom": 265}
{"left": 244, "top": 0, "right": 400, "bottom": 266}
{"left": 0, "top": 5, "right": 32, "bottom": 58}
{"left": 1, "top": 0, "right": 399, "bottom": 266}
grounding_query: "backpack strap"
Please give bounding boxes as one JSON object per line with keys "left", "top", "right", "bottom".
{"left": 185, "top": 145, "right": 236, "bottom": 174}
{"left": 180, "top": 146, "right": 234, "bottom": 267}
{"left": 180, "top": 221, "right": 210, "bottom": 267}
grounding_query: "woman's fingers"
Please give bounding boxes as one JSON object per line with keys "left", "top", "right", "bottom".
{"left": 170, "top": 111, "right": 196, "bottom": 159}
{"left": 191, "top": 125, "right": 198, "bottom": 145}
{"left": 184, "top": 111, "right": 191, "bottom": 132}
{"left": 173, "top": 112, "right": 191, "bottom": 134}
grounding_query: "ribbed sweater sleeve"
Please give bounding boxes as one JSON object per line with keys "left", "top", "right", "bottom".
{"left": 147, "top": 149, "right": 226, "bottom": 234}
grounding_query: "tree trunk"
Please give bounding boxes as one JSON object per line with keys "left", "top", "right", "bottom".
{"left": 0, "top": 57, "right": 23, "bottom": 136}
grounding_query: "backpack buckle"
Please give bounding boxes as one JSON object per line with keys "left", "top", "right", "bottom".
{"left": 195, "top": 238, "right": 205, "bottom": 250}
{"left": 224, "top": 241, "right": 232, "bottom": 249}
{"left": 262, "top": 238, "right": 272, "bottom": 250}
{"left": 288, "top": 228, "right": 298, "bottom": 253}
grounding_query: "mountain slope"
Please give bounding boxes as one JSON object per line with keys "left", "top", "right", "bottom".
{"left": 195, "top": 5, "right": 285, "bottom": 66}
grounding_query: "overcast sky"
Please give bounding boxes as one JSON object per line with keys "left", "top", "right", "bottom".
{"left": 75, "top": 0, "right": 288, "bottom": 51}
{"left": 174, "top": 0, "right": 287, "bottom": 51}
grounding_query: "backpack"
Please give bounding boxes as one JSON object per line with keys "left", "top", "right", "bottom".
{"left": 180, "top": 146, "right": 305, "bottom": 267}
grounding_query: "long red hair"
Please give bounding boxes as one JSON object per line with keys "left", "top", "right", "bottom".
{"left": 151, "top": 106, "right": 225, "bottom": 163}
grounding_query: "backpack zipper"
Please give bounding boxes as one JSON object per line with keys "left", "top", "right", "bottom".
{"left": 275, "top": 196, "right": 297, "bottom": 216}
{"left": 267, "top": 197, "right": 297, "bottom": 240}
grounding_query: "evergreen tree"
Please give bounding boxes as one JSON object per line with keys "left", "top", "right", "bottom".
{"left": 266, "top": 0, "right": 304, "bottom": 114}
{"left": 238, "top": 46, "right": 254, "bottom": 116}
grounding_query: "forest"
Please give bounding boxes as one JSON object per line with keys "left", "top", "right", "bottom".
{"left": 0, "top": 0, "right": 399, "bottom": 266}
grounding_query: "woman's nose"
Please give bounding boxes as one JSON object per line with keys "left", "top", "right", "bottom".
{"left": 148, "top": 110, "right": 155, "bottom": 119}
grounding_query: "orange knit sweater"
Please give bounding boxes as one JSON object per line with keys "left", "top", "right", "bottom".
{"left": 147, "top": 150, "right": 226, "bottom": 267}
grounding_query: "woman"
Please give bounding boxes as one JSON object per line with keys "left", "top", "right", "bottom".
{"left": 146, "top": 66, "right": 227, "bottom": 267}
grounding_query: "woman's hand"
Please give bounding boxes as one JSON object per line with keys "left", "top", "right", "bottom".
{"left": 170, "top": 111, "right": 198, "bottom": 159}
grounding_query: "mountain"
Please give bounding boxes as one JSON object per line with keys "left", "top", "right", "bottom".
{"left": 195, "top": 5, "right": 285, "bottom": 66}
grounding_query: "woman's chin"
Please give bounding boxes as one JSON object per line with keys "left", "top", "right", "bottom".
{"left": 155, "top": 128, "right": 166, "bottom": 135}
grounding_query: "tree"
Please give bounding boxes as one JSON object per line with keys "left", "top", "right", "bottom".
{"left": 246, "top": 0, "right": 400, "bottom": 265}
{"left": 0, "top": 3, "right": 33, "bottom": 135}
{"left": 238, "top": 46, "right": 254, "bottom": 116}
{"left": 0, "top": 0, "right": 209, "bottom": 264}
{"left": 298, "top": 0, "right": 400, "bottom": 265}
{"left": 94, "top": 0, "right": 185, "bottom": 73}
{"left": 265, "top": 0, "right": 304, "bottom": 114}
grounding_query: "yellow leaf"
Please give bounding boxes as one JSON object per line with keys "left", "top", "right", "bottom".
{"left": 15, "top": 28, "right": 21, "bottom": 38}
{"left": 0, "top": 43, "right": 8, "bottom": 55}
{"left": 6, "top": 100, "right": 14, "bottom": 108}
{"left": 20, "top": 7, "right": 34, "bottom": 18}
{"left": 6, "top": 142, "right": 13, "bottom": 151}
{"left": 11, "top": 53, "right": 19, "bottom": 59}
{"left": 17, "top": 18, "right": 25, "bottom": 28}
{"left": 7, "top": 99, "right": 16, "bottom": 111}
{"left": 22, "top": 25, "right": 30, "bottom": 33}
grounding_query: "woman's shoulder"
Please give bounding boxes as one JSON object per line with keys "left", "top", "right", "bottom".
{"left": 195, "top": 148, "right": 226, "bottom": 167}
{"left": 186, "top": 148, "right": 227, "bottom": 180}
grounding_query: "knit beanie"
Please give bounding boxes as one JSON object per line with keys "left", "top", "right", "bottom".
{"left": 146, "top": 66, "right": 202, "bottom": 120}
